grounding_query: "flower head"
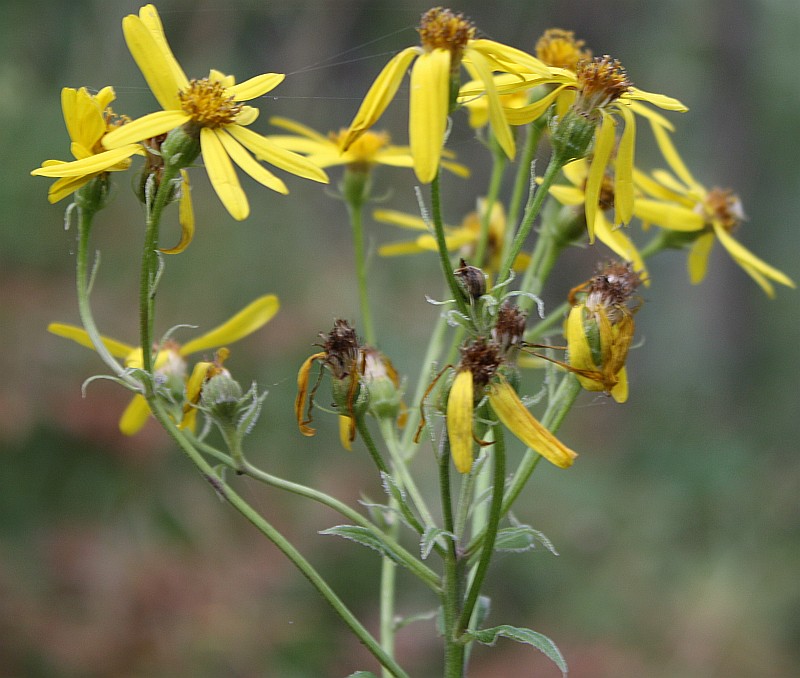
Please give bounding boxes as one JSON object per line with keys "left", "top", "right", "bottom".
{"left": 341, "top": 6, "right": 552, "bottom": 183}
{"left": 535, "top": 29, "right": 592, "bottom": 72}
{"left": 31, "top": 86, "right": 141, "bottom": 203}
{"left": 565, "top": 261, "right": 642, "bottom": 402}
{"left": 446, "top": 334, "right": 577, "bottom": 473}
{"left": 634, "top": 128, "right": 795, "bottom": 297}
{"left": 100, "top": 4, "right": 328, "bottom": 220}
{"left": 267, "top": 116, "right": 469, "bottom": 177}
{"left": 49, "top": 294, "right": 279, "bottom": 434}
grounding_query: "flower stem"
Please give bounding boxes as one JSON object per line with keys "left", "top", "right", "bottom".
{"left": 345, "top": 194, "right": 376, "bottom": 345}
{"left": 473, "top": 140, "right": 506, "bottom": 268}
{"left": 431, "top": 172, "right": 469, "bottom": 317}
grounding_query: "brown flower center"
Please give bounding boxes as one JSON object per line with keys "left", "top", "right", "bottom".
{"left": 459, "top": 337, "right": 503, "bottom": 389}
{"left": 179, "top": 78, "right": 242, "bottom": 129}
{"left": 703, "top": 187, "right": 744, "bottom": 232}
{"left": 418, "top": 7, "right": 475, "bottom": 58}
{"left": 584, "top": 261, "right": 642, "bottom": 321}
{"left": 319, "top": 319, "right": 362, "bottom": 380}
{"left": 535, "top": 28, "right": 591, "bottom": 72}
{"left": 574, "top": 56, "right": 632, "bottom": 119}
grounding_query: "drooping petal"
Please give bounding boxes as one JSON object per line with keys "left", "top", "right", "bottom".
{"left": 200, "top": 127, "right": 249, "bottom": 220}
{"left": 123, "top": 8, "right": 186, "bottom": 111}
{"left": 48, "top": 322, "right": 135, "bottom": 359}
{"left": 447, "top": 370, "right": 475, "bottom": 474}
{"left": 119, "top": 394, "right": 153, "bottom": 436}
{"left": 216, "top": 129, "right": 288, "bottom": 195}
{"left": 594, "top": 212, "right": 647, "bottom": 281}
{"left": 102, "top": 110, "right": 190, "bottom": 149}
{"left": 295, "top": 352, "right": 326, "bottom": 436}
{"left": 712, "top": 222, "right": 795, "bottom": 293}
{"left": 614, "top": 105, "right": 635, "bottom": 225}
{"left": 548, "top": 185, "right": 586, "bottom": 206}
{"left": 687, "top": 232, "right": 715, "bottom": 284}
{"left": 180, "top": 294, "right": 280, "bottom": 357}
{"left": 565, "top": 305, "right": 600, "bottom": 391}
{"left": 160, "top": 170, "right": 195, "bottom": 254}
{"left": 31, "top": 145, "right": 141, "bottom": 178}
{"left": 651, "top": 123, "right": 698, "bottom": 190}
{"left": 409, "top": 48, "right": 451, "bottom": 183}
{"left": 584, "top": 113, "right": 616, "bottom": 243}
{"left": 633, "top": 199, "right": 704, "bottom": 231}
{"left": 227, "top": 73, "right": 285, "bottom": 101}
{"left": 488, "top": 377, "right": 577, "bottom": 469}
{"left": 463, "top": 48, "right": 514, "bottom": 160}
{"left": 499, "top": 86, "right": 567, "bottom": 126}
{"left": 342, "top": 46, "right": 420, "bottom": 150}
{"left": 227, "top": 125, "right": 329, "bottom": 183}
{"left": 610, "top": 366, "right": 629, "bottom": 403}
{"left": 338, "top": 415, "right": 355, "bottom": 451}
{"left": 46, "top": 175, "right": 92, "bottom": 203}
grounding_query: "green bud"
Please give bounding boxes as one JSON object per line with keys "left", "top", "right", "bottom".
{"left": 341, "top": 166, "right": 372, "bottom": 208}
{"left": 550, "top": 109, "right": 596, "bottom": 164}
{"left": 201, "top": 372, "right": 244, "bottom": 426}
{"left": 161, "top": 125, "right": 202, "bottom": 171}
{"left": 331, "top": 375, "right": 368, "bottom": 420}
{"left": 74, "top": 175, "right": 111, "bottom": 213}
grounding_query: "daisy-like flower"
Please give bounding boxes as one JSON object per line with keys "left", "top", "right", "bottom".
{"left": 547, "top": 157, "right": 648, "bottom": 280}
{"left": 48, "top": 294, "right": 279, "bottom": 434}
{"left": 565, "top": 261, "right": 642, "bottom": 403}
{"left": 534, "top": 28, "right": 592, "bottom": 73}
{"left": 375, "top": 199, "right": 529, "bottom": 273}
{"left": 633, "top": 127, "right": 795, "bottom": 297}
{"left": 466, "top": 54, "right": 687, "bottom": 241}
{"left": 100, "top": 4, "right": 328, "bottom": 221}
{"left": 341, "top": 6, "right": 553, "bottom": 183}
{"left": 31, "top": 86, "right": 141, "bottom": 203}
{"left": 446, "top": 328, "right": 577, "bottom": 474}
{"left": 267, "top": 117, "right": 469, "bottom": 177}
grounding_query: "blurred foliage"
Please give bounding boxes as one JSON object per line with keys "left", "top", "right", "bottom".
{"left": 2, "top": 0, "right": 799, "bottom": 676}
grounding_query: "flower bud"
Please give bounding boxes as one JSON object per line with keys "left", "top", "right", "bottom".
{"left": 160, "top": 125, "right": 202, "bottom": 170}
{"left": 455, "top": 258, "right": 487, "bottom": 300}
{"left": 200, "top": 371, "right": 244, "bottom": 424}
{"left": 549, "top": 108, "right": 596, "bottom": 164}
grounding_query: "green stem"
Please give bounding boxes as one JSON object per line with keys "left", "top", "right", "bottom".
{"left": 380, "top": 506, "right": 399, "bottom": 678}
{"left": 345, "top": 196, "right": 376, "bottom": 345}
{"left": 439, "top": 430, "right": 465, "bottom": 678}
{"left": 74, "top": 203, "right": 136, "bottom": 384}
{"left": 457, "top": 419, "right": 505, "bottom": 635}
{"left": 506, "top": 120, "right": 544, "bottom": 237}
{"left": 473, "top": 142, "right": 506, "bottom": 268}
{"left": 148, "top": 400, "right": 409, "bottom": 678}
{"left": 356, "top": 415, "right": 390, "bottom": 477}
{"left": 431, "top": 172, "right": 470, "bottom": 318}
{"left": 495, "top": 151, "right": 565, "bottom": 288}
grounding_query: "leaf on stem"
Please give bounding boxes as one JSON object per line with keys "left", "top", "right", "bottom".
{"left": 463, "top": 625, "right": 567, "bottom": 676}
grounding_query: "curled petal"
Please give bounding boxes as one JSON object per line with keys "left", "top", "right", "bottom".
{"left": 160, "top": 170, "right": 195, "bottom": 254}
{"left": 296, "top": 352, "right": 326, "bottom": 436}
{"left": 119, "top": 394, "right": 153, "bottom": 436}
{"left": 488, "top": 377, "right": 577, "bottom": 469}
{"left": 339, "top": 415, "right": 355, "bottom": 451}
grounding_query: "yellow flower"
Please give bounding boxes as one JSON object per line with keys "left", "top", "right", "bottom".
{"left": 445, "top": 337, "right": 577, "bottom": 473}
{"left": 267, "top": 117, "right": 469, "bottom": 177}
{"left": 375, "top": 199, "right": 529, "bottom": 273}
{"left": 565, "top": 262, "right": 642, "bottom": 403}
{"left": 634, "top": 127, "right": 795, "bottom": 297}
{"left": 534, "top": 29, "right": 592, "bottom": 73}
{"left": 466, "top": 55, "right": 687, "bottom": 240}
{"left": 341, "top": 7, "right": 553, "bottom": 183}
{"left": 100, "top": 4, "right": 328, "bottom": 220}
{"left": 48, "top": 294, "right": 279, "bottom": 434}
{"left": 31, "top": 86, "right": 141, "bottom": 203}
{"left": 547, "top": 157, "right": 648, "bottom": 280}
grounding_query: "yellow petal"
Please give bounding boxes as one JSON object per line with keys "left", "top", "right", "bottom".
{"left": 160, "top": 170, "right": 195, "bottom": 254}
{"left": 122, "top": 9, "right": 186, "bottom": 111}
{"left": 464, "top": 48, "right": 514, "bottom": 159}
{"left": 499, "top": 86, "right": 566, "bottom": 126}
{"left": 633, "top": 199, "right": 704, "bottom": 231}
{"left": 180, "top": 294, "right": 280, "bottom": 357}
{"left": 409, "top": 49, "right": 451, "bottom": 183}
{"left": 614, "top": 106, "right": 635, "bottom": 225}
{"left": 687, "top": 232, "right": 715, "bottom": 284}
{"left": 447, "top": 370, "right": 474, "bottom": 474}
{"left": 372, "top": 209, "right": 429, "bottom": 231}
{"left": 610, "top": 366, "right": 629, "bottom": 403}
{"left": 216, "top": 129, "right": 288, "bottom": 195}
{"left": 584, "top": 113, "right": 616, "bottom": 243}
{"left": 227, "top": 125, "right": 328, "bottom": 183}
{"left": 119, "top": 394, "right": 152, "bottom": 436}
{"left": 180, "top": 361, "right": 214, "bottom": 429}
{"left": 295, "top": 352, "right": 326, "bottom": 436}
{"left": 46, "top": 175, "right": 92, "bottom": 204}
{"left": 102, "top": 110, "right": 189, "bottom": 149}
{"left": 378, "top": 241, "right": 428, "bottom": 256}
{"left": 651, "top": 123, "right": 698, "bottom": 190}
{"left": 549, "top": 185, "right": 586, "bottom": 206}
{"left": 625, "top": 87, "right": 688, "bottom": 112}
{"left": 48, "top": 322, "right": 135, "bottom": 359}
{"left": 269, "top": 116, "right": 330, "bottom": 143}
{"left": 200, "top": 127, "right": 249, "bottom": 220}
{"left": 62, "top": 88, "right": 103, "bottom": 150}
{"left": 712, "top": 222, "right": 795, "bottom": 292}
{"left": 228, "top": 73, "right": 284, "bottom": 101}
{"left": 488, "top": 377, "right": 577, "bottom": 469}
{"left": 467, "top": 39, "right": 552, "bottom": 77}
{"left": 593, "top": 212, "right": 647, "bottom": 281}
{"left": 339, "top": 415, "right": 355, "bottom": 451}
{"left": 565, "top": 305, "right": 601, "bottom": 392}
{"left": 342, "top": 46, "right": 420, "bottom": 150}
{"left": 31, "top": 145, "right": 140, "bottom": 178}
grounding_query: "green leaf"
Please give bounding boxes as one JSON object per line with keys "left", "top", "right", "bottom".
{"left": 494, "top": 525, "right": 558, "bottom": 555}
{"left": 420, "top": 525, "right": 455, "bottom": 560}
{"left": 320, "top": 525, "right": 403, "bottom": 565}
{"left": 464, "top": 624, "right": 567, "bottom": 675}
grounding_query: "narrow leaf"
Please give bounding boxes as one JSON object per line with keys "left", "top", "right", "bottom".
{"left": 465, "top": 624, "right": 567, "bottom": 675}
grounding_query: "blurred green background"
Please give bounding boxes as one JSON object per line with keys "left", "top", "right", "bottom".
{"left": 2, "top": 0, "right": 799, "bottom": 676}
